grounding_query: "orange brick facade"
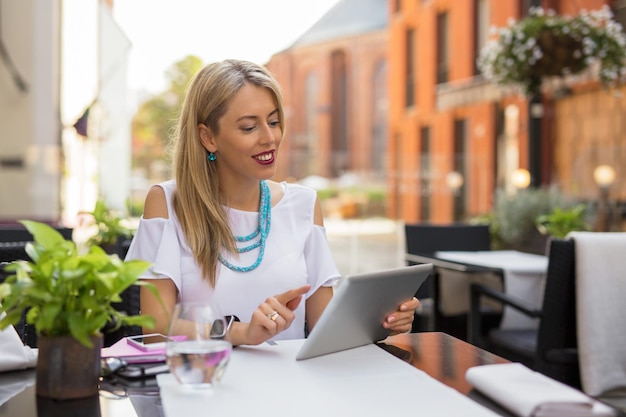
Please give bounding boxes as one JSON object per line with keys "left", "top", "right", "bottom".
{"left": 265, "top": 0, "right": 624, "bottom": 224}
{"left": 266, "top": 30, "right": 388, "bottom": 185}
{"left": 388, "top": 0, "right": 622, "bottom": 224}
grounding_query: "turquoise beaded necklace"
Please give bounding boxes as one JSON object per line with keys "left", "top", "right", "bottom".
{"left": 218, "top": 180, "right": 271, "bottom": 272}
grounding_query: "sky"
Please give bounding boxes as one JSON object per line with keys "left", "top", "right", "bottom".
{"left": 112, "top": 0, "right": 341, "bottom": 94}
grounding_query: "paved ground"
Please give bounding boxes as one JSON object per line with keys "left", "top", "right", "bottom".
{"left": 324, "top": 217, "right": 405, "bottom": 277}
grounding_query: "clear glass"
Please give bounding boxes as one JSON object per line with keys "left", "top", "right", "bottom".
{"left": 166, "top": 302, "right": 232, "bottom": 389}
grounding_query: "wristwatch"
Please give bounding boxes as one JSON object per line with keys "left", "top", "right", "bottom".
{"left": 211, "top": 315, "right": 239, "bottom": 340}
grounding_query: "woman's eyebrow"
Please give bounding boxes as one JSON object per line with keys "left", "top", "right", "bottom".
{"left": 235, "top": 109, "right": 278, "bottom": 123}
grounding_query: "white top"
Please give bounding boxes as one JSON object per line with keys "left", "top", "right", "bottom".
{"left": 125, "top": 180, "right": 341, "bottom": 340}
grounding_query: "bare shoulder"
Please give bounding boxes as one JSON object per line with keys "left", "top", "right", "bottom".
{"left": 143, "top": 185, "right": 169, "bottom": 219}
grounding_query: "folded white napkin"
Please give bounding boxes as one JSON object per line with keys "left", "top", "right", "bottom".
{"left": 0, "top": 319, "right": 38, "bottom": 372}
{"left": 466, "top": 363, "right": 616, "bottom": 417}
{"left": 567, "top": 232, "right": 626, "bottom": 396}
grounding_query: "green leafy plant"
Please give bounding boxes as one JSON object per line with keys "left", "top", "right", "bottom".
{"left": 473, "top": 186, "right": 565, "bottom": 252}
{"left": 535, "top": 204, "right": 590, "bottom": 238}
{"left": 0, "top": 221, "right": 156, "bottom": 347}
{"left": 478, "top": 5, "right": 626, "bottom": 95}
{"left": 88, "top": 198, "right": 134, "bottom": 247}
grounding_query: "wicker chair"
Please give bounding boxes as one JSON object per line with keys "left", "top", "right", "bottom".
{"left": 404, "top": 223, "right": 499, "bottom": 340}
{"left": 469, "top": 238, "right": 580, "bottom": 388}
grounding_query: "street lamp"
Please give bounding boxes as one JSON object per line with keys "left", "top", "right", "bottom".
{"left": 593, "top": 164, "right": 616, "bottom": 232}
{"left": 511, "top": 168, "right": 531, "bottom": 190}
{"left": 445, "top": 171, "right": 464, "bottom": 193}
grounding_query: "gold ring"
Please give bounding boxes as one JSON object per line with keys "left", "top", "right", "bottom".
{"left": 267, "top": 311, "right": 279, "bottom": 321}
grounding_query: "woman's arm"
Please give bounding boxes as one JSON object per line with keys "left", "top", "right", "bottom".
{"left": 305, "top": 286, "right": 333, "bottom": 331}
{"left": 140, "top": 278, "right": 177, "bottom": 335}
{"left": 304, "top": 195, "right": 334, "bottom": 331}
{"left": 138, "top": 185, "right": 177, "bottom": 335}
{"left": 309, "top": 193, "right": 420, "bottom": 335}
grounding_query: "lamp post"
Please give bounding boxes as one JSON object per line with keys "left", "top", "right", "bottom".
{"left": 446, "top": 171, "right": 464, "bottom": 221}
{"left": 593, "top": 165, "right": 616, "bottom": 232}
{"left": 528, "top": 0, "right": 542, "bottom": 187}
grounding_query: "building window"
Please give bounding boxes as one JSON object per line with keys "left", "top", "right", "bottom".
{"left": 393, "top": 0, "right": 401, "bottom": 13}
{"left": 405, "top": 28, "right": 415, "bottom": 107}
{"left": 395, "top": 133, "right": 403, "bottom": 219}
{"left": 519, "top": 0, "right": 533, "bottom": 18}
{"left": 474, "top": 0, "right": 490, "bottom": 75}
{"left": 330, "top": 50, "right": 348, "bottom": 177}
{"left": 372, "top": 60, "right": 387, "bottom": 177}
{"left": 452, "top": 119, "right": 467, "bottom": 221}
{"left": 436, "top": 12, "right": 449, "bottom": 84}
{"left": 303, "top": 72, "right": 318, "bottom": 176}
{"left": 420, "top": 126, "right": 431, "bottom": 221}
{"left": 613, "top": 0, "right": 626, "bottom": 33}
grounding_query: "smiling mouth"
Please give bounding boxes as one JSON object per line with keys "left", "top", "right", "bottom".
{"left": 254, "top": 151, "right": 274, "bottom": 165}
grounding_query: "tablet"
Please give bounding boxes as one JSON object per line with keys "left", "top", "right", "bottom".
{"left": 295, "top": 263, "right": 432, "bottom": 360}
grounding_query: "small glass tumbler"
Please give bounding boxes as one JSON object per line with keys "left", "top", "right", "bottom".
{"left": 166, "top": 302, "right": 233, "bottom": 389}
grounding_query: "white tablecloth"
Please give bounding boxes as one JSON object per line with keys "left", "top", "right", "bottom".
{"left": 435, "top": 250, "right": 548, "bottom": 329}
{"left": 157, "top": 340, "right": 500, "bottom": 417}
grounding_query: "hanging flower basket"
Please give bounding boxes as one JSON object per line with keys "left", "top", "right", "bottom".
{"left": 529, "top": 30, "right": 585, "bottom": 77}
{"left": 478, "top": 6, "right": 626, "bottom": 96}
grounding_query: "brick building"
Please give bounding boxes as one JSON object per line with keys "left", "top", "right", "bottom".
{"left": 266, "top": 0, "right": 388, "bottom": 185}
{"left": 388, "top": 0, "right": 626, "bottom": 224}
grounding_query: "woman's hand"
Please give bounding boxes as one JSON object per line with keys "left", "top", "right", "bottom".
{"left": 230, "top": 284, "right": 311, "bottom": 346}
{"left": 383, "top": 297, "right": 420, "bottom": 335}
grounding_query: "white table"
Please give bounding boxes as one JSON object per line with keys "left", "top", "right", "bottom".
{"left": 435, "top": 250, "right": 549, "bottom": 329}
{"left": 157, "top": 339, "right": 502, "bottom": 417}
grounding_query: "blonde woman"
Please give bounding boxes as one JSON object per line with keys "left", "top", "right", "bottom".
{"left": 126, "top": 59, "right": 419, "bottom": 346}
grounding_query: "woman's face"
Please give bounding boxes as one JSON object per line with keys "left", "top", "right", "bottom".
{"left": 199, "top": 83, "right": 282, "bottom": 185}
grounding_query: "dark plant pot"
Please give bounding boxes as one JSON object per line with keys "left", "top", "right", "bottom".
{"left": 36, "top": 334, "right": 103, "bottom": 399}
{"left": 37, "top": 393, "right": 101, "bottom": 417}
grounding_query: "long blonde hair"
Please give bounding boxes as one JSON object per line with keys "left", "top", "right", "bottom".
{"left": 172, "top": 59, "right": 285, "bottom": 286}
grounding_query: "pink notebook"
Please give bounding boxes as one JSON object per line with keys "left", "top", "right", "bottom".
{"left": 101, "top": 337, "right": 166, "bottom": 363}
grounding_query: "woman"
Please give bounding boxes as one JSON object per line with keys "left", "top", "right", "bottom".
{"left": 126, "top": 59, "right": 419, "bottom": 346}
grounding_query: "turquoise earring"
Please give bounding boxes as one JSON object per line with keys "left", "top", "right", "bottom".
{"left": 208, "top": 152, "right": 216, "bottom": 161}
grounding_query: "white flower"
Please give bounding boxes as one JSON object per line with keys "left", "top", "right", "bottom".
{"left": 478, "top": 6, "right": 626, "bottom": 95}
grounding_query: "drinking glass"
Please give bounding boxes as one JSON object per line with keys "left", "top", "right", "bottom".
{"left": 166, "top": 302, "right": 232, "bottom": 389}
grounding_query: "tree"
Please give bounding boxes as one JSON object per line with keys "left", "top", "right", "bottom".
{"left": 131, "top": 55, "right": 204, "bottom": 183}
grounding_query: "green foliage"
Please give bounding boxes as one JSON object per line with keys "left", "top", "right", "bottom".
{"left": 132, "top": 55, "right": 204, "bottom": 180}
{"left": 88, "top": 199, "right": 134, "bottom": 247}
{"left": 0, "top": 221, "right": 156, "bottom": 347}
{"left": 475, "top": 187, "right": 565, "bottom": 250}
{"left": 316, "top": 188, "right": 337, "bottom": 201}
{"left": 535, "top": 204, "right": 591, "bottom": 238}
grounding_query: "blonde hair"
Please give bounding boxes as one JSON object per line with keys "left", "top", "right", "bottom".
{"left": 171, "top": 59, "right": 285, "bottom": 287}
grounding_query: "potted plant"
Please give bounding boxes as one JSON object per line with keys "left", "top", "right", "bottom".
{"left": 535, "top": 204, "right": 591, "bottom": 238}
{"left": 86, "top": 198, "right": 135, "bottom": 254}
{"left": 472, "top": 186, "right": 565, "bottom": 254}
{"left": 478, "top": 5, "right": 626, "bottom": 96}
{"left": 0, "top": 221, "right": 155, "bottom": 399}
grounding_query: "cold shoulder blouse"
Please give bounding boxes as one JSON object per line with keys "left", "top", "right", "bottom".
{"left": 125, "top": 180, "right": 341, "bottom": 340}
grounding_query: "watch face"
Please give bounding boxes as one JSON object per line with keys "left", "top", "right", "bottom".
{"left": 210, "top": 315, "right": 236, "bottom": 339}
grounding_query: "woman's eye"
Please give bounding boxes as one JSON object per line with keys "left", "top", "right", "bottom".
{"left": 240, "top": 125, "right": 255, "bottom": 132}
{"left": 269, "top": 120, "right": 281, "bottom": 128}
